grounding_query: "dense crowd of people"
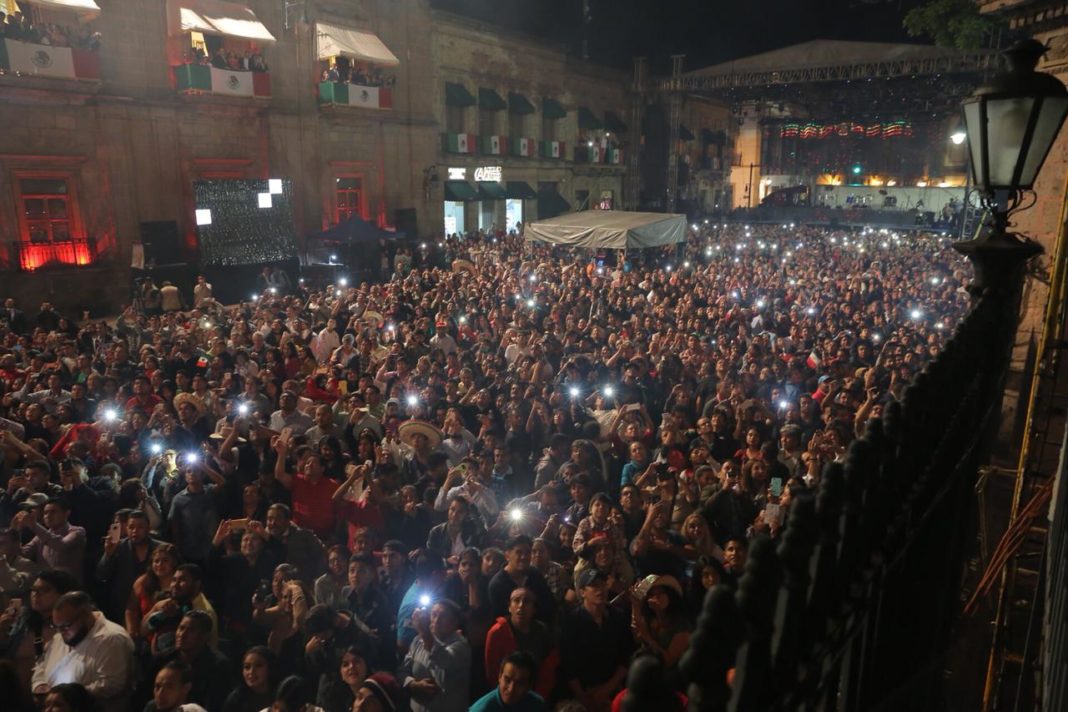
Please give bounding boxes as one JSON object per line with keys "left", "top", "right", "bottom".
{"left": 0, "top": 222, "right": 970, "bottom": 712}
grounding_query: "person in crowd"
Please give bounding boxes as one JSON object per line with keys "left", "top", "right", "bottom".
{"left": 559, "top": 569, "right": 632, "bottom": 712}
{"left": 15, "top": 497, "right": 86, "bottom": 584}
{"left": 400, "top": 598, "right": 470, "bottom": 712}
{"left": 32, "top": 591, "right": 135, "bottom": 712}
{"left": 144, "top": 660, "right": 207, "bottom": 712}
{"left": 483, "top": 586, "right": 558, "bottom": 701}
{"left": 222, "top": 646, "right": 276, "bottom": 712}
{"left": 145, "top": 610, "right": 229, "bottom": 711}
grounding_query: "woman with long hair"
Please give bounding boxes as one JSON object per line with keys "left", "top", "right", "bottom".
{"left": 127, "top": 543, "right": 179, "bottom": 639}
{"left": 316, "top": 645, "right": 368, "bottom": 712}
{"left": 222, "top": 645, "right": 276, "bottom": 712}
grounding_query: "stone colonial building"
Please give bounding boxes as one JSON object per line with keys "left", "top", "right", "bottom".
{"left": 0, "top": 0, "right": 689, "bottom": 310}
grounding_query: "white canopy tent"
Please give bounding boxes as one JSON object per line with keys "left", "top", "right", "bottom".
{"left": 166, "top": 0, "right": 276, "bottom": 44}
{"left": 315, "top": 22, "right": 399, "bottom": 66}
{"left": 526, "top": 210, "right": 686, "bottom": 249}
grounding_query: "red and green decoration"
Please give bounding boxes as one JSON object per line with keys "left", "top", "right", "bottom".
{"left": 512, "top": 137, "right": 535, "bottom": 157}
{"left": 780, "top": 120, "right": 912, "bottom": 139}
{"left": 175, "top": 64, "right": 271, "bottom": 97}
{"left": 443, "top": 133, "right": 476, "bottom": 154}
{"left": 540, "top": 140, "right": 564, "bottom": 159}
{"left": 319, "top": 82, "right": 393, "bottom": 109}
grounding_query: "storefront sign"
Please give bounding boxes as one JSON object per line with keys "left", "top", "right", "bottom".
{"left": 447, "top": 167, "right": 467, "bottom": 180}
{"left": 474, "top": 166, "right": 502, "bottom": 182}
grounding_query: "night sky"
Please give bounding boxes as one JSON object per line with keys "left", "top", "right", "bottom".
{"left": 432, "top": 0, "right": 930, "bottom": 73}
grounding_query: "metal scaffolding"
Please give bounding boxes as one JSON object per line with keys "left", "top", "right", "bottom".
{"left": 661, "top": 50, "right": 1000, "bottom": 93}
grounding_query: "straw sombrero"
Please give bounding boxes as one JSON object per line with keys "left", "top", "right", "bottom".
{"left": 362, "top": 310, "right": 383, "bottom": 324}
{"left": 452, "top": 259, "right": 476, "bottom": 275}
{"left": 397, "top": 419, "right": 444, "bottom": 449}
{"left": 173, "top": 393, "right": 207, "bottom": 418}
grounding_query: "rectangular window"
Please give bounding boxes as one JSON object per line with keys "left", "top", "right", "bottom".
{"left": 542, "top": 117, "right": 556, "bottom": 141}
{"left": 446, "top": 105, "right": 465, "bottom": 134}
{"left": 335, "top": 176, "right": 365, "bottom": 222}
{"left": 509, "top": 113, "right": 525, "bottom": 141}
{"left": 479, "top": 109, "right": 496, "bottom": 138}
{"left": 20, "top": 178, "right": 72, "bottom": 243}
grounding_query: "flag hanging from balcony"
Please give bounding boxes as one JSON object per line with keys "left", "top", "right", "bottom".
{"left": 482, "top": 135, "right": 504, "bottom": 155}
{"left": 541, "top": 140, "right": 562, "bottom": 159}
{"left": 514, "top": 137, "right": 533, "bottom": 157}
{"left": 445, "top": 133, "right": 475, "bottom": 154}
{"left": 609, "top": 148, "right": 623, "bottom": 165}
{"left": 0, "top": 39, "right": 99, "bottom": 80}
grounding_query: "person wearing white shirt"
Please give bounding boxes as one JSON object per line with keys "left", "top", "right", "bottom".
{"left": 313, "top": 320, "right": 342, "bottom": 363}
{"left": 434, "top": 466, "right": 499, "bottom": 524}
{"left": 401, "top": 600, "right": 471, "bottom": 712}
{"left": 33, "top": 591, "right": 134, "bottom": 712}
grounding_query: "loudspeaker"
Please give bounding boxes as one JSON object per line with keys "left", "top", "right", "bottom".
{"left": 139, "top": 221, "right": 183, "bottom": 265}
{"left": 394, "top": 208, "right": 418, "bottom": 240}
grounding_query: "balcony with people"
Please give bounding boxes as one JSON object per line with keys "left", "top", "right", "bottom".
{"left": 316, "top": 22, "right": 399, "bottom": 110}
{"left": 0, "top": 0, "right": 102, "bottom": 83}
{"left": 166, "top": 0, "right": 273, "bottom": 99}
{"left": 574, "top": 109, "right": 625, "bottom": 165}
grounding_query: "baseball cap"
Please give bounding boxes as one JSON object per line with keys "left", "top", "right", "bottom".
{"left": 576, "top": 568, "right": 608, "bottom": 588}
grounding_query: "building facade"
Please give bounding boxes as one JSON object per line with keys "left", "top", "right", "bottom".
{"left": 0, "top": 0, "right": 634, "bottom": 312}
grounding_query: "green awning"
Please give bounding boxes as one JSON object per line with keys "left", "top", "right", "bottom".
{"left": 478, "top": 87, "right": 507, "bottom": 111}
{"left": 477, "top": 181, "right": 508, "bottom": 200}
{"left": 604, "top": 111, "right": 628, "bottom": 133}
{"left": 578, "top": 106, "right": 603, "bottom": 130}
{"left": 444, "top": 180, "right": 477, "bottom": 201}
{"left": 537, "top": 188, "right": 571, "bottom": 218}
{"left": 506, "top": 181, "right": 538, "bottom": 199}
{"left": 542, "top": 97, "right": 566, "bottom": 120}
{"left": 445, "top": 82, "right": 476, "bottom": 107}
{"left": 508, "top": 91, "right": 535, "bottom": 115}
{"left": 679, "top": 125, "right": 695, "bottom": 141}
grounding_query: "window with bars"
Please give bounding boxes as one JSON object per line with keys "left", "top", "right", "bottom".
{"left": 335, "top": 176, "right": 365, "bottom": 222}
{"left": 20, "top": 178, "right": 72, "bottom": 243}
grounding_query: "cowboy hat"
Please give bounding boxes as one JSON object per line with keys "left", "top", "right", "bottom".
{"left": 397, "top": 419, "right": 444, "bottom": 449}
{"left": 173, "top": 392, "right": 207, "bottom": 418}
{"left": 451, "top": 259, "right": 476, "bottom": 275}
{"left": 362, "top": 310, "right": 383, "bottom": 324}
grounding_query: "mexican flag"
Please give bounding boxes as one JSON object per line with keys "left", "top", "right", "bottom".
{"left": 176, "top": 64, "right": 271, "bottom": 98}
{"left": 590, "top": 145, "right": 603, "bottom": 163}
{"left": 541, "top": 140, "right": 563, "bottom": 159}
{"left": 444, "top": 133, "right": 475, "bottom": 154}
{"left": 318, "top": 83, "right": 393, "bottom": 109}
{"left": 806, "top": 350, "right": 822, "bottom": 370}
{"left": 0, "top": 39, "right": 100, "bottom": 80}
{"left": 482, "top": 135, "right": 505, "bottom": 155}
{"left": 513, "top": 137, "right": 533, "bottom": 157}
{"left": 609, "top": 148, "right": 623, "bottom": 165}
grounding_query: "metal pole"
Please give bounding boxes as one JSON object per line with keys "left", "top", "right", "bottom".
{"left": 748, "top": 162, "right": 755, "bottom": 209}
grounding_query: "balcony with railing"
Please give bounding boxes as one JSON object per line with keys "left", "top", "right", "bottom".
{"left": 14, "top": 236, "right": 99, "bottom": 272}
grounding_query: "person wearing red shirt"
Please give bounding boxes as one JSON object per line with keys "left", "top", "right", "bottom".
{"left": 274, "top": 437, "right": 337, "bottom": 540}
{"left": 331, "top": 462, "right": 386, "bottom": 551}
{"left": 125, "top": 374, "right": 162, "bottom": 413}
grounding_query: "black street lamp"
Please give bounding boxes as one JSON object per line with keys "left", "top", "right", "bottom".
{"left": 955, "top": 40, "right": 1068, "bottom": 292}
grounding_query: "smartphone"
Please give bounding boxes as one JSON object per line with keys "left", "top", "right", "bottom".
{"left": 229, "top": 518, "right": 249, "bottom": 532}
{"left": 107, "top": 522, "right": 122, "bottom": 544}
{"left": 770, "top": 477, "right": 783, "bottom": 499}
{"left": 338, "top": 381, "right": 348, "bottom": 395}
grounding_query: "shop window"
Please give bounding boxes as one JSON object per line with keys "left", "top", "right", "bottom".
{"left": 335, "top": 176, "right": 366, "bottom": 222}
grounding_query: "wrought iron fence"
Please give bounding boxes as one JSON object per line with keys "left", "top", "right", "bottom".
{"left": 623, "top": 272, "right": 1026, "bottom": 710}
